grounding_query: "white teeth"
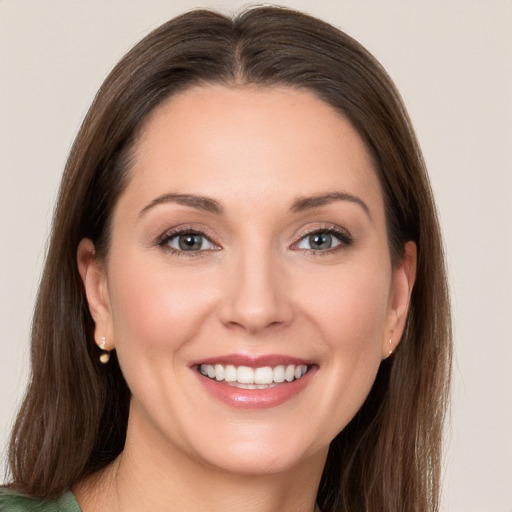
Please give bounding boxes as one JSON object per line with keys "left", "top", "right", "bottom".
{"left": 254, "top": 366, "right": 273, "bottom": 384}
{"left": 285, "top": 365, "right": 295, "bottom": 382}
{"left": 273, "top": 365, "right": 285, "bottom": 383}
{"left": 224, "top": 365, "right": 237, "bottom": 382}
{"left": 199, "top": 363, "right": 309, "bottom": 385}
{"left": 237, "top": 366, "right": 254, "bottom": 384}
{"left": 214, "top": 364, "right": 224, "bottom": 381}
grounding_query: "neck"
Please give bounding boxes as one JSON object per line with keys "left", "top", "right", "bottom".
{"left": 117, "top": 457, "right": 322, "bottom": 512}
{"left": 75, "top": 406, "right": 326, "bottom": 512}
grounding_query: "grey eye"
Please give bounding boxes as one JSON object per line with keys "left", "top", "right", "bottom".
{"left": 167, "top": 233, "right": 215, "bottom": 251}
{"left": 297, "top": 232, "right": 342, "bottom": 251}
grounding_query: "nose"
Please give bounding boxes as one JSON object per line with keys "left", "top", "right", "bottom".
{"left": 218, "top": 247, "right": 294, "bottom": 334}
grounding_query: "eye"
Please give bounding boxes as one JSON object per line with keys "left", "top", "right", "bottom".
{"left": 160, "top": 231, "right": 217, "bottom": 252}
{"left": 294, "top": 228, "right": 351, "bottom": 252}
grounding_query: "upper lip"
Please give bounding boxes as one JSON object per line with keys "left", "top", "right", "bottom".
{"left": 191, "top": 353, "right": 314, "bottom": 368}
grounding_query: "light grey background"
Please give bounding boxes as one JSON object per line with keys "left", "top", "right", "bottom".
{"left": 1, "top": 1, "right": 511, "bottom": 510}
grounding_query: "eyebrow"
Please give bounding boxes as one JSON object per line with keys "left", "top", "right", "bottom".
{"left": 139, "top": 193, "right": 224, "bottom": 217}
{"left": 139, "top": 191, "right": 370, "bottom": 220}
{"left": 291, "top": 192, "right": 371, "bottom": 220}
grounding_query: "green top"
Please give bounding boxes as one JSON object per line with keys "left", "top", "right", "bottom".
{"left": 0, "top": 488, "right": 81, "bottom": 512}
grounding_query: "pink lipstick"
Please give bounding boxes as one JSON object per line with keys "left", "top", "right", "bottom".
{"left": 192, "top": 354, "right": 316, "bottom": 409}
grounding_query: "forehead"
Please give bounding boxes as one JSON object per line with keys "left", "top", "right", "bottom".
{"left": 123, "top": 84, "right": 384, "bottom": 218}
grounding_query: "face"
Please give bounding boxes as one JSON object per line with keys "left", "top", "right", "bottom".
{"left": 79, "top": 85, "right": 415, "bottom": 477}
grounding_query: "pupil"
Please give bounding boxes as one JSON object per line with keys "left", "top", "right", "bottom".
{"left": 179, "top": 234, "right": 202, "bottom": 251}
{"left": 310, "top": 233, "right": 332, "bottom": 250}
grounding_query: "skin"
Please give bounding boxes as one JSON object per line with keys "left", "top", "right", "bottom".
{"left": 76, "top": 85, "right": 416, "bottom": 512}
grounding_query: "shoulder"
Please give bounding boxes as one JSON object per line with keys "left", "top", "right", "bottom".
{"left": 0, "top": 488, "right": 82, "bottom": 512}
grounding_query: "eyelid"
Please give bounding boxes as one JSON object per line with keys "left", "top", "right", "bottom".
{"left": 154, "top": 222, "right": 352, "bottom": 254}
{"left": 156, "top": 225, "right": 221, "bottom": 254}
{"left": 290, "top": 224, "right": 353, "bottom": 251}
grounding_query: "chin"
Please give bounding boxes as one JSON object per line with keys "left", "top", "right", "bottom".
{"left": 200, "top": 441, "right": 324, "bottom": 476}
{"left": 176, "top": 418, "right": 332, "bottom": 477}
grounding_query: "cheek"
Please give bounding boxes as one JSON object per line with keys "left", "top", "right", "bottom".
{"left": 107, "top": 255, "right": 216, "bottom": 355}
{"left": 298, "top": 265, "right": 390, "bottom": 432}
{"left": 299, "top": 263, "right": 391, "bottom": 353}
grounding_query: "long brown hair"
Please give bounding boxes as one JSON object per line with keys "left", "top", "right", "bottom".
{"left": 7, "top": 7, "right": 451, "bottom": 511}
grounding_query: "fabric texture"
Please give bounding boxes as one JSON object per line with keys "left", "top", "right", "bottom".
{"left": 0, "top": 488, "right": 81, "bottom": 512}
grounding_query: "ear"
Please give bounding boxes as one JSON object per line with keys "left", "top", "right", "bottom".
{"left": 382, "top": 241, "right": 417, "bottom": 358}
{"left": 77, "top": 238, "right": 114, "bottom": 350}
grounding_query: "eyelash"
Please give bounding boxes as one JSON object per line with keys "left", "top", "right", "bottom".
{"left": 157, "top": 226, "right": 219, "bottom": 256}
{"left": 157, "top": 225, "right": 352, "bottom": 256}
{"left": 292, "top": 226, "right": 353, "bottom": 254}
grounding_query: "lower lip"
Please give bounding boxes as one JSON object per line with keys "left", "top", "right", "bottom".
{"left": 195, "top": 367, "right": 316, "bottom": 409}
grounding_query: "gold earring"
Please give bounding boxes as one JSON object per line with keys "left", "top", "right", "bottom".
{"left": 99, "top": 336, "right": 110, "bottom": 364}
{"left": 388, "top": 338, "right": 393, "bottom": 356}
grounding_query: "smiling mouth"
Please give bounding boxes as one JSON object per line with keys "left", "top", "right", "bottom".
{"left": 198, "top": 363, "right": 310, "bottom": 389}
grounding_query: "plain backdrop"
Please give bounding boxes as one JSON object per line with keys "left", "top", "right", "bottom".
{"left": 1, "top": 1, "right": 511, "bottom": 511}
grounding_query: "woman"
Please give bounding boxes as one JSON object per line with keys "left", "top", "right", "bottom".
{"left": 1, "top": 6, "right": 451, "bottom": 512}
